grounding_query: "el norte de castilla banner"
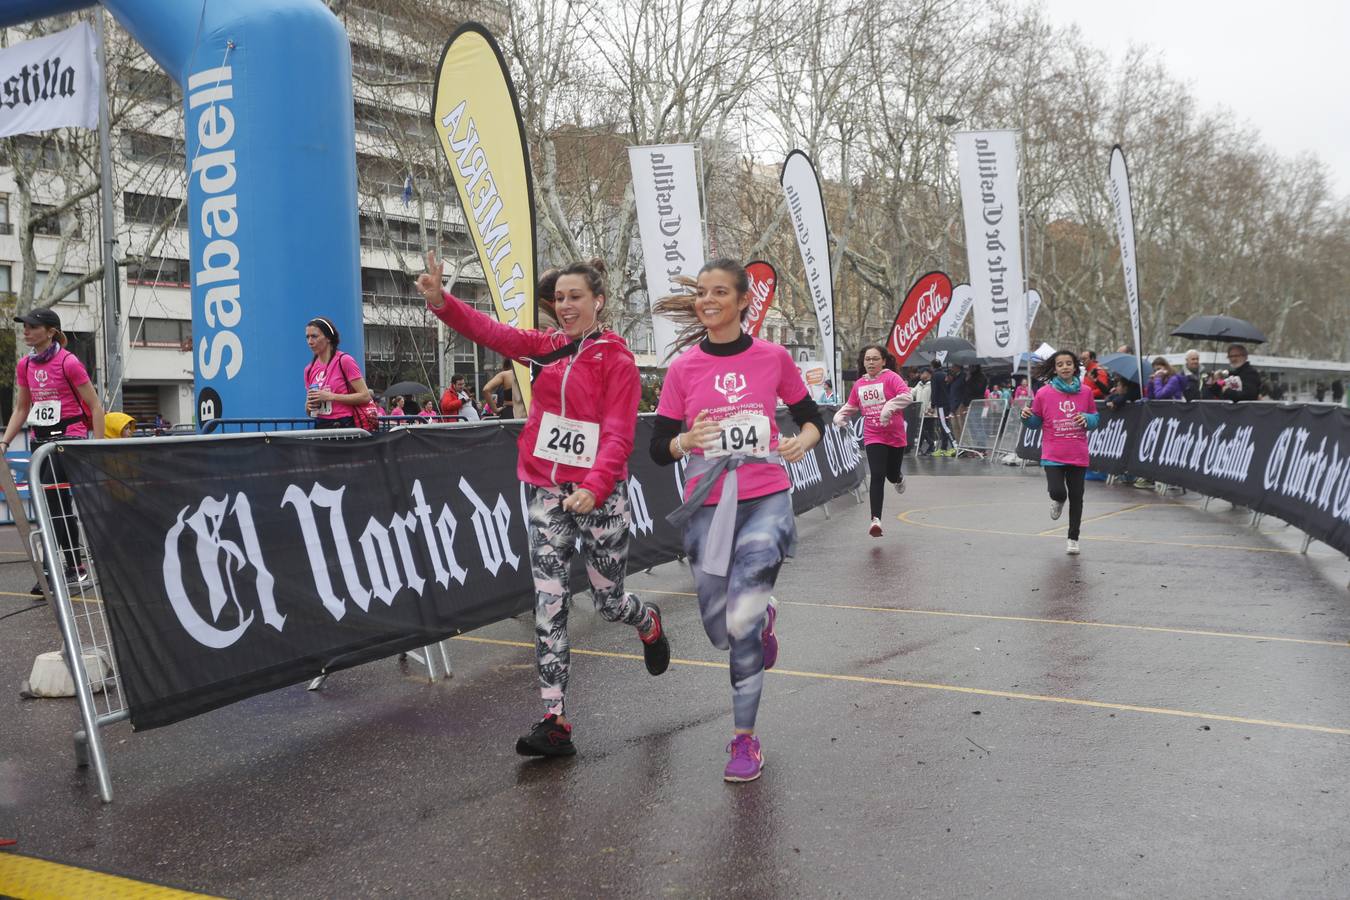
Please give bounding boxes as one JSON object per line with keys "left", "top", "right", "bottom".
{"left": 433, "top": 23, "right": 536, "bottom": 408}
{"left": 1017, "top": 401, "right": 1350, "bottom": 558}
{"left": 955, "top": 130, "right": 1027, "bottom": 361}
{"left": 61, "top": 414, "right": 865, "bottom": 731}
{"left": 0, "top": 21, "right": 99, "bottom": 138}
{"left": 781, "top": 150, "right": 837, "bottom": 390}
{"left": 629, "top": 143, "right": 706, "bottom": 364}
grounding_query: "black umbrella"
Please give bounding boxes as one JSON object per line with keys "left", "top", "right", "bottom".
{"left": 944, "top": 349, "right": 978, "bottom": 366}
{"left": 383, "top": 381, "right": 433, "bottom": 398}
{"left": 917, "top": 336, "right": 975, "bottom": 353}
{"left": 1098, "top": 352, "right": 1141, "bottom": 384}
{"left": 1171, "top": 314, "right": 1267, "bottom": 344}
{"left": 906, "top": 350, "right": 936, "bottom": 367}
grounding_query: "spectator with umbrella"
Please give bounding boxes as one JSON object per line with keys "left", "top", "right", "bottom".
{"left": 1208, "top": 344, "right": 1261, "bottom": 402}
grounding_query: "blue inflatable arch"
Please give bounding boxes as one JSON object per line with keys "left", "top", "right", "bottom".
{"left": 2, "top": 0, "right": 363, "bottom": 424}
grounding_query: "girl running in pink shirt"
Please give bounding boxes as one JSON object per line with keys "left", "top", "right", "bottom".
{"left": 832, "top": 344, "right": 912, "bottom": 537}
{"left": 1020, "top": 349, "right": 1100, "bottom": 555}
{"left": 651, "top": 258, "right": 824, "bottom": 782}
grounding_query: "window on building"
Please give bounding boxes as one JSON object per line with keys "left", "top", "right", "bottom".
{"left": 126, "top": 256, "right": 192, "bottom": 287}
{"left": 131, "top": 317, "right": 192, "bottom": 347}
{"left": 121, "top": 131, "right": 186, "bottom": 166}
{"left": 34, "top": 270, "right": 85, "bottom": 304}
{"left": 0, "top": 194, "right": 10, "bottom": 235}
{"left": 353, "top": 101, "right": 431, "bottom": 141}
{"left": 29, "top": 203, "right": 62, "bottom": 236}
{"left": 116, "top": 68, "right": 178, "bottom": 105}
{"left": 0, "top": 135, "right": 61, "bottom": 169}
{"left": 0, "top": 264, "right": 11, "bottom": 302}
{"left": 123, "top": 192, "right": 184, "bottom": 226}
{"left": 360, "top": 266, "right": 421, "bottom": 305}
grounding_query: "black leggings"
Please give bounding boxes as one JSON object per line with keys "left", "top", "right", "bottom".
{"left": 866, "top": 442, "right": 906, "bottom": 519}
{"left": 1044, "top": 465, "right": 1087, "bottom": 540}
{"left": 33, "top": 442, "right": 83, "bottom": 571}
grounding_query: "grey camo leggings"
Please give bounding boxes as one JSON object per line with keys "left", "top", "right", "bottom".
{"left": 528, "top": 482, "right": 653, "bottom": 717}
{"left": 683, "top": 490, "right": 796, "bottom": 730}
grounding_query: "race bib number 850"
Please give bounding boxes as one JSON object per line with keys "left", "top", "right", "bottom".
{"left": 705, "top": 413, "right": 771, "bottom": 459}
{"left": 858, "top": 384, "right": 886, "bottom": 407}
{"left": 534, "top": 411, "right": 599, "bottom": 468}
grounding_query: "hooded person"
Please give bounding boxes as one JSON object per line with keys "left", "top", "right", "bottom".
{"left": 104, "top": 412, "right": 136, "bottom": 439}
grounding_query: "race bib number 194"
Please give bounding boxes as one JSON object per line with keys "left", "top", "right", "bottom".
{"left": 534, "top": 411, "right": 599, "bottom": 468}
{"left": 705, "top": 413, "right": 771, "bottom": 459}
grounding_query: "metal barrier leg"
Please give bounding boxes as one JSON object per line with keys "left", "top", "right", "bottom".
{"left": 47, "top": 555, "right": 114, "bottom": 802}
{"left": 1301, "top": 534, "right": 1313, "bottom": 554}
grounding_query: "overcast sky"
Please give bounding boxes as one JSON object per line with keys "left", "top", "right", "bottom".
{"left": 1035, "top": 0, "right": 1350, "bottom": 198}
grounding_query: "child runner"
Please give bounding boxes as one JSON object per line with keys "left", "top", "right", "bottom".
{"left": 416, "top": 251, "right": 670, "bottom": 758}
{"left": 1020, "top": 349, "right": 1100, "bottom": 555}
{"left": 832, "top": 343, "right": 912, "bottom": 537}
{"left": 650, "top": 259, "right": 823, "bottom": 783}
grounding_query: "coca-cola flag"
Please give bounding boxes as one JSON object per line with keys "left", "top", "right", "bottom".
{"left": 888, "top": 271, "right": 953, "bottom": 366}
{"left": 744, "top": 260, "right": 777, "bottom": 338}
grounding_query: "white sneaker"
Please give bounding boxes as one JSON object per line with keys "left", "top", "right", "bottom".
{"left": 868, "top": 517, "right": 883, "bottom": 537}
{"left": 893, "top": 477, "right": 906, "bottom": 495}
{"left": 1066, "top": 539, "right": 1080, "bottom": 555}
{"left": 1050, "top": 499, "right": 1065, "bottom": 520}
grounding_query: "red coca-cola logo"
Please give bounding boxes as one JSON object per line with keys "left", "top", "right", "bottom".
{"left": 887, "top": 271, "right": 952, "bottom": 365}
{"left": 744, "top": 260, "right": 777, "bottom": 338}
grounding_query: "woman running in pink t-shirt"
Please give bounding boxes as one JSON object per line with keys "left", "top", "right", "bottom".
{"left": 651, "top": 258, "right": 824, "bottom": 782}
{"left": 1020, "top": 349, "right": 1101, "bottom": 555}
{"left": 832, "top": 343, "right": 912, "bottom": 536}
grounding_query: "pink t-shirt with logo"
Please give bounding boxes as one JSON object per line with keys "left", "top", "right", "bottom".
{"left": 18, "top": 349, "right": 90, "bottom": 438}
{"left": 303, "top": 352, "right": 364, "bottom": 420}
{"left": 1031, "top": 382, "right": 1096, "bottom": 466}
{"left": 657, "top": 337, "right": 809, "bottom": 505}
{"left": 848, "top": 369, "right": 909, "bottom": 447}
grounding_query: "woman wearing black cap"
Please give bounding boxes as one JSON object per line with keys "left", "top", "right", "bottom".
{"left": 303, "top": 316, "right": 371, "bottom": 429}
{"left": 1, "top": 307, "right": 106, "bottom": 591}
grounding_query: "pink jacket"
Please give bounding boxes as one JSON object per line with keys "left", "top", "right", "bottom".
{"left": 428, "top": 292, "right": 640, "bottom": 503}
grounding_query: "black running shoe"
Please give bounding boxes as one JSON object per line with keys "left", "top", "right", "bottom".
{"left": 640, "top": 604, "right": 670, "bottom": 676}
{"left": 29, "top": 581, "right": 43, "bottom": 597}
{"left": 515, "top": 715, "right": 576, "bottom": 757}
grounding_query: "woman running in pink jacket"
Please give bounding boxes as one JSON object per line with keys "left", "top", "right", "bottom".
{"left": 416, "top": 251, "right": 670, "bottom": 759}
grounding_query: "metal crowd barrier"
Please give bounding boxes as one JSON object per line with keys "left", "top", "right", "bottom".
{"left": 992, "top": 397, "right": 1031, "bottom": 464}
{"left": 955, "top": 398, "right": 1009, "bottom": 458}
{"left": 31, "top": 427, "right": 453, "bottom": 803}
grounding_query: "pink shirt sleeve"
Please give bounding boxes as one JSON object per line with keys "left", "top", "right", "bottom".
{"left": 776, "top": 347, "right": 808, "bottom": 404}
{"left": 61, "top": 353, "right": 90, "bottom": 388}
{"left": 655, "top": 361, "right": 687, "bottom": 422}
{"left": 338, "top": 352, "right": 363, "bottom": 389}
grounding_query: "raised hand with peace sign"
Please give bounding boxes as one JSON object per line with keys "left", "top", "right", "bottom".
{"left": 415, "top": 250, "right": 446, "bottom": 308}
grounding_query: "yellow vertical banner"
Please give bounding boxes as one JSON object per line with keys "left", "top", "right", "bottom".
{"left": 432, "top": 23, "right": 536, "bottom": 410}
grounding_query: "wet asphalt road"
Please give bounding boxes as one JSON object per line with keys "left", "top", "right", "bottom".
{"left": 3, "top": 459, "right": 1350, "bottom": 898}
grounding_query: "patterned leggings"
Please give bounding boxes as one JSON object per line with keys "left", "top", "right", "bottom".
{"left": 683, "top": 490, "right": 796, "bottom": 730}
{"left": 528, "top": 482, "right": 653, "bottom": 717}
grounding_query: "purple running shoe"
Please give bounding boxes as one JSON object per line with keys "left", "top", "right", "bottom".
{"left": 724, "top": 734, "right": 764, "bottom": 782}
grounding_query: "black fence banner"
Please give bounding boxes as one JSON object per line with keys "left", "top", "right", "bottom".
{"left": 60, "top": 411, "right": 863, "bottom": 730}
{"left": 1015, "top": 402, "right": 1133, "bottom": 476}
{"left": 1017, "top": 401, "right": 1350, "bottom": 555}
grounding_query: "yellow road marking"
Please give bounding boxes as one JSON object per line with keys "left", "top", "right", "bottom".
{"left": 0, "top": 854, "right": 217, "bottom": 899}
{"left": 898, "top": 504, "right": 1330, "bottom": 555}
{"left": 1038, "top": 502, "right": 1152, "bottom": 535}
{"left": 452, "top": 636, "right": 1350, "bottom": 737}
{"left": 637, "top": 590, "right": 1350, "bottom": 648}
